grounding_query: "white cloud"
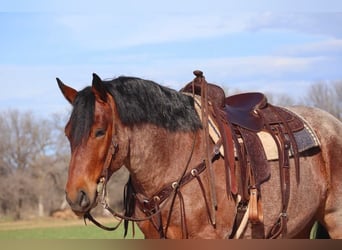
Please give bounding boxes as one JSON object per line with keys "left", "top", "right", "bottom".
{"left": 277, "top": 39, "right": 342, "bottom": 56}
{"left": 54, "top": 12, "right": 342, "bottom": 52}
{"left": 55, "top": 13, "right": 251, "bottom": 50}
{"left": 225, "top": 79, "right": 314, "bottom": 99}
{"left": 0, "top": 64, "right": 95, "bottom": 116}
{"left": 162, "top": 55, "right": 328, "bottom": 82}
{"left": 246, "top": 12, "right": 342, "bottom": 38}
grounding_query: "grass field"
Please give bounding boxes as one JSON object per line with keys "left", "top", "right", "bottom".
{"left": 0, "top": 217, "right": 328, "bottom": 239}
{"left": 0, "top": 217, "right": 144, "bottom": 239}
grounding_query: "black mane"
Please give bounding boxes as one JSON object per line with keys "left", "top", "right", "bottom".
{"left": 105, "top": 76, "right": 202, "bottom": 131}
{"left": 69, "top": 76, "right": 202, "bottom": 146}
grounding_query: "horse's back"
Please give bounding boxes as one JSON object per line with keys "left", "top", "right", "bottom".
{"left": 287, "top": 106, "right": 342, "bottom": 137}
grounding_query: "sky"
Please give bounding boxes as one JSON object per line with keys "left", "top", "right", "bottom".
{"left": 0, "top": 1, "right": 341, "bottom": 118}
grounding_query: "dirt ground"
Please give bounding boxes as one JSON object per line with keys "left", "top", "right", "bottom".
{"left": 0, "top": 216, "right": 116, "bottom": 231}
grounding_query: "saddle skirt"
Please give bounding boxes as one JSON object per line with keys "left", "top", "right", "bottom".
{"left": 190, "top": 94, "right": 320, "bottom": 161}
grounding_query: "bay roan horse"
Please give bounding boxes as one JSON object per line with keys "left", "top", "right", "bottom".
{"left": 57, "top": 73, "right": 342, "bottom": 239}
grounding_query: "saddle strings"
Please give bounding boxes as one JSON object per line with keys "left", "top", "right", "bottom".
{"left": 196, "top": 71, "right": 218, "bottom": 226}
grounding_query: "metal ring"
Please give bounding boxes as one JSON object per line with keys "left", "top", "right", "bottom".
{"left": 171, "top": 182, "right": 178, "bottom": 189}
{"left": 153, "top": 196, "right": 161, "bottom": 203}
{"left": 191, "top": 169, "right": 198, "bottom": 176}
{"left": 213, "top": 146, "right": 220, "bottom": 155}
{"left": 280, "top": 212, "right": 287, "bottom": 218}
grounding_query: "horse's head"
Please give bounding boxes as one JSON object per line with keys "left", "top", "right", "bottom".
{"left": 57, "top": 74, "right": 127, "bottom": 216}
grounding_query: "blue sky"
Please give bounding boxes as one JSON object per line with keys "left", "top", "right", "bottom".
{"left": 0, "top": 1, "right": 341, "bottom": 117}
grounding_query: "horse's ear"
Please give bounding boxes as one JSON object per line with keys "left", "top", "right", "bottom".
{"left": 56, "top": 78, "right": 78, "bottom": 104}
{"left": 92, "top": 73, "right": 107, "bottom": 102}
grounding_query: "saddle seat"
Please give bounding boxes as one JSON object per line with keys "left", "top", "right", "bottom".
{"left": 225, "top": 92, "right": 267, "bottom": 132}
{"left": 181, "top": 72, "right": 301, "bottom": 133}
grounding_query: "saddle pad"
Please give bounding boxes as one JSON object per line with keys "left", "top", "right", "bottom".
{"left": 190, "top": 94, "right": 320, "bottom": 161}
{"left": 257, "top": 121, "right": 320, "bottom": 160}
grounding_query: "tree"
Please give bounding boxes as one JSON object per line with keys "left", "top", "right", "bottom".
{"left": 0, "top": 109, "right": 128, "bottom": 220}
{"left": 223, "top": 86, "right": 296, "bottom": 107}
{"left": 0, "top": 110, "right": 69, "bottom": 219}
{"left": 304, "top": 80, "right": 342, "bottom": 120}
{"left": 264, "top": 92, "right": 296, "bottom": 106}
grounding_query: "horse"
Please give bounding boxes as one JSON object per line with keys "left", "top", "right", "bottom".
{"left": 57, "top": 72, "right": 342, "bottom": 239}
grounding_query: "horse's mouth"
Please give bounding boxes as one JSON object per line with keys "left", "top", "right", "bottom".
{"left": 71, "top": 199, "right": 98, "bottom": 218}
{"left": 66, "top": 188, "right": 102, "bottom": 218}
{"left": 71, "top": 197, "right": 97, "bottom": 216}
{"left": 66, "top": 176, "right": 107, "bottom": 217}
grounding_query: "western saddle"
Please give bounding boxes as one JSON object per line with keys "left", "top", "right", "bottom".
{"left": 181, "top": 70, "right": 305, "bottom": 238}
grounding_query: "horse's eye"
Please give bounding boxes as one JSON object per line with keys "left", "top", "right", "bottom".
{"left": 95, "top": 129, "right": 106, "bottom": 138}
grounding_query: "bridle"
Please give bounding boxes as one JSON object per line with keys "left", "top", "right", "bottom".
{"left": 83, "top": 89, "right": 226, "bottom": 238}
{"left": 82, "top": 95, "right": 212, "bottom": 237}
{"left": 84, "top": 129, "right": 210, "bottom": 236}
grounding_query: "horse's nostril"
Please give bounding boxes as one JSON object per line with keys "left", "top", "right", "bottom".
{"left": 78, "top": 190, "right": 90, "bottom": 209}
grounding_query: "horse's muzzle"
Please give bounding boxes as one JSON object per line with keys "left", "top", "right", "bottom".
{"left": 66, "top": 190, "right": 92, "bottom": 215}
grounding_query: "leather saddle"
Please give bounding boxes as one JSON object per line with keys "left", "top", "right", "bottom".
{"left": 181, "top": 70, "right": 304, "bottom": 186}
{"left": 225, "top": 92, "right": 267, "bottom": 132}
{"left": 225, "top": 92, "right": 304, "bottom": 133}
{"left": 182, "top": 77, "right": 303, "bottom": 133}
{"left": 181, "top": 70, "right": 307, "bottom": 238}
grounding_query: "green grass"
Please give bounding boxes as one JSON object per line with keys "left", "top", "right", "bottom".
{"left": 0, "top": 219, "right": 144, "bottom": 239}
{"left": 0, "top": 218, "right": 327, "bottom": 239}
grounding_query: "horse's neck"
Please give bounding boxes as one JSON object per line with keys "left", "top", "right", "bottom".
{"left": 127, "top": 124, "right": 203, "bottom": 198}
